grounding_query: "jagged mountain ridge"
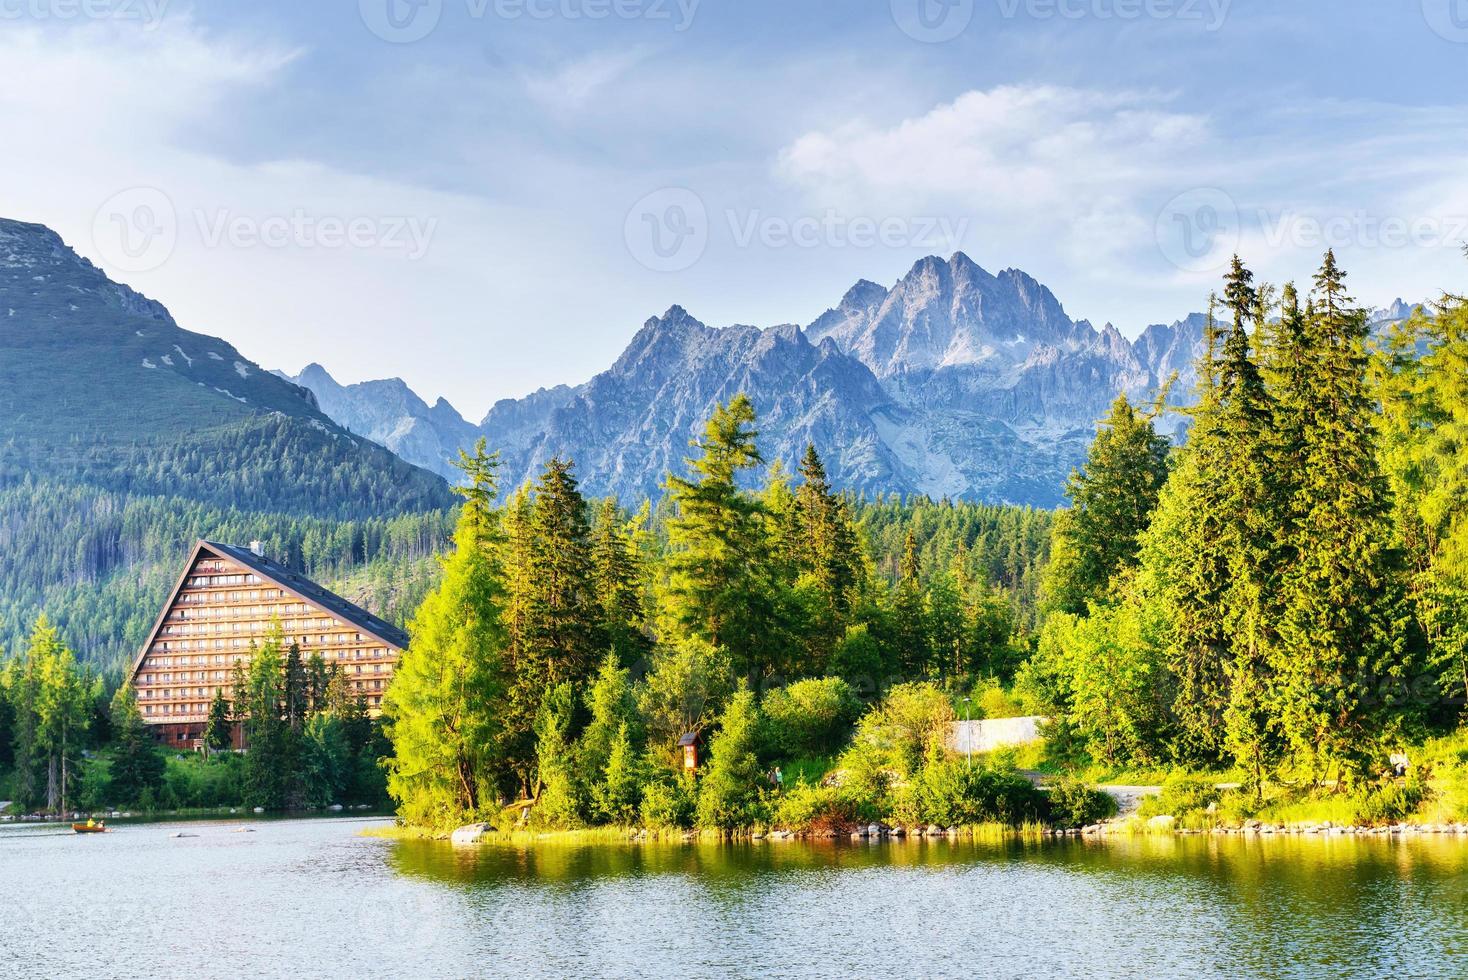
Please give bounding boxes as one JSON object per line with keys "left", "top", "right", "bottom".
{"left": 280, "top": 252, "right": 1424, "bottom": 508}
{"left": 287, "top": 254, "right": 1224, "bottom": 507}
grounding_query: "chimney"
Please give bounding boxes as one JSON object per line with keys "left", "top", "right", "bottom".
{"left": 249, "top": 540, "right": 265, "bottom": 557}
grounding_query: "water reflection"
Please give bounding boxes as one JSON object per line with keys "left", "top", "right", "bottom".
{"left": 3, "top": 818, "right": 1466, "bottom": 979}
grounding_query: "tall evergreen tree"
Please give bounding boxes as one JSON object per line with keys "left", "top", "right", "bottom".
{"left": 590, "top": 498, "right": 650, "bottom": 667}
{"left": 662, "top": 394, "right": 777, "bottom": 679}
{"left": 502, "top": 458, "right": 603, "bottom": 789}
{"left": 108, "top": 685, "right": 164, "bottom": 806}
{"left": 1042, "top": 393, "right": 1171, "bottom": 615}
{"left": 383, "top": 440, "right": 510, "bottom": 827}
{"left": 1274, "top": 252, "right": 1412, "bottom": 781}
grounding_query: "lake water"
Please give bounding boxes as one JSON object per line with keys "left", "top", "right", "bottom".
{"left": 3, "top": 816, "right": 1466, "bottom": 978}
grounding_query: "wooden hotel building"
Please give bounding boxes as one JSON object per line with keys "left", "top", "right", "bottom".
{"left": 129, "top": 540, "right": 408, "bottom": 746}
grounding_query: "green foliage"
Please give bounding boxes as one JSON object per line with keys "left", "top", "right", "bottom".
{"left": 590, "top": 723, "right": 645, "bottom": 824}
{"left": 635, "top": 638, "right": 733, "bottom": 756}
{"left": 893, "top": 747, "right": 1048, "bottom": 828}
{"left": 1043, "top": 394, "right": 1171, "bottom": 616}
{"left": 772, "top": 781, "right": 873, "bottom": 833}
{"left": 639, "top": 773, "right": 696, "bottom": 830}
{"left": 696, "top": 687, "right": 766, "bottom": 832}
{"left": 837, "top": 682, "right": 954, "bottom": 810}
{"left": 0, "top": 616, "right": 102, "bottom": 812}
{"left": 107, "top": 685, "right": 164, "bottom": 806}
{"left": 1138, "top": 776, "right": 1222, "bottom": 821}
{"left": 384, "top": 441, "right": 510, "bottom": 829}
{"left": 761, "top": 677, "right": 862, "bottom": 759}
{"left": 532, "top": 683, "right": 584, "bottom": 829}
{"left": 663, "top": 394, "right": 781, "bottom": 679}
{"left": 1046, "top": 777, "right": 1117, "bottom": 828}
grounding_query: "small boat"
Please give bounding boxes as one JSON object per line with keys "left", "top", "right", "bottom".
{"left": 72, "top": 821, "right": 108, "bottom": 834}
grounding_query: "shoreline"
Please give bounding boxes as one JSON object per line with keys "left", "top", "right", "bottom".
{"left": 368, "top": 818, "right": 1468, "bottom": 847}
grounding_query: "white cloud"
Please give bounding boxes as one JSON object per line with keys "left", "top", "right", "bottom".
{"left": 774, "top": 84, "right": 1468, "bottom": 326}
{"left": 778, "top": 86, "right": 1209, "bottom": 215}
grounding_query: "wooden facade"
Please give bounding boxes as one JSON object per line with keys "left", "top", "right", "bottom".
{"left": 129, "top": 540, "right": 408, "bottom": 747}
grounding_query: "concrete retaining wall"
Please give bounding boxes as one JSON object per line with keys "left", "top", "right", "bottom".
{"left": 951, "top": 716, "right": 1046, "bottom": 755}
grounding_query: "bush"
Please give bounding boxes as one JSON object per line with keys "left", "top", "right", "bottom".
{"left": 697, "top": 688, "right": 767, "bottom": 832}
{"left": 640, "top": 775, "right": 696, "bottom": 830}
{"left": 161, "top": 753, "right": 245, "bottom": 809}
{"left": 1354, "top": 776, "right": 1429, "bottom": 825}
{"left": 967, "top": 679, "right": 1027, "bottom": 721}
{"left": 1138, "top": 775, "right": 1220, "bottom": 821}
{"left": 1047, "top": 777, "right": 1116, "bottom": 828}
{"left": 895, "top": 748, "right": 1048, "bottom": 827}
{"left": 761, "top": 678, "right": 862, "bottom": 759}
{"left": 773, "top": 782, "right": 872, "bottom": 835}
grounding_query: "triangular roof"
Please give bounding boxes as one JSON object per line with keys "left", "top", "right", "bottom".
{"left": 128, "top": 540, "right": 408, "bottom": 683}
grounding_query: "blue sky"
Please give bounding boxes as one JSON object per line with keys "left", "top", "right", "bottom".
{"left": 2, "top": 0, "right": 1465, "bottom": 417}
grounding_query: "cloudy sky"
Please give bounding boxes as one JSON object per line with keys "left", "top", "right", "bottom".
{"left": 2, "top": 0, "right": 1465, "bottom": 418}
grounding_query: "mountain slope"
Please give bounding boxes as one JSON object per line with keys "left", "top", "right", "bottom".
{"left": 0, "top": 218, "right": 453, "bottom": 518}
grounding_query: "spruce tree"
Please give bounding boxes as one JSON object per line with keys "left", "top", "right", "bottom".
{"left": 662, "top": 395, "right": 777, "bottom": 679}
{"left": 1274, "top": 252, "right": 1412, "bottom": 782}
{"left": 1042, "top": 393, "right": 1171, "bottom": 615}
{"left": 108, "top": 685, "right": 164, "bottom": 806}
{"left": 206, "top": 689, "right": 233, "bottom": 754}
{"left": 590, "top": 498, "right": 649, "bottom": 667}
{"left": 383, "top": 440, "right": 509, "bottom": 827}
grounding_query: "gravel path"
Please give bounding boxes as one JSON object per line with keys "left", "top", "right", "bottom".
{"left": 1098, "top": 785, "right": 1161, "bottom": 817}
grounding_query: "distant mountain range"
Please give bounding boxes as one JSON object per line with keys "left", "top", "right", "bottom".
{"left": 285, "top": 253, "right": 1424, "bottom": 507}
{"left": 0, "top": 217, "right": 452, "bottom": 517}
{"left": 3, "top": 214, "right": 1416, "bottom": 512}
{"left": 283, "top": 254, "right": 1223, "bottom": 507}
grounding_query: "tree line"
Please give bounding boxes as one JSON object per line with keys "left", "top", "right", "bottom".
{"left": 1026, "top": 251, "right": 1468, "bottom": 796}
{"left": 385, "top": 400, "right": 1051, "bottom": 829}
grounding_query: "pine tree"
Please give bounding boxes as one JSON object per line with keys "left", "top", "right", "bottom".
{"left": 590, "top": 498, "right": 649, "bottom": 667}
{"left": 695, "top": 685, "right": 764, "bottom": 832}
{"left": 531, "top": 682, "right": 583, "bottom": 827}
{"left": 1375, "top": 280, "right": 1468, "bottom": 714}
{"left": 890, "top": 529, "right": 930, "bottom": 676}
{"left": 1214, "top": 257, "right": 1284, "bottom": 789}
{"left": 1138, "top": 296, "right": 1234, "bottom": 762}
{"left": 206, "top": 689, "right": 233, "bottom": 754}
{"left": 1274, "top": 252, "right": 1413, "bottom": 782}
{"left": 382, "top": 440, "right": 510, "bottom": 828}
{"left": 108, "top": 685, "right": 164, "bottom": 806}
{"left": 1042, "top": 393, "right": 1171, "bottom": 615}
{"left": 591, "top": 722, "right": 644, "bottom": 825}
{"left": 662, "top": 395, "right": 778, "bottom": 679}
{"left": 502, "top": 458, "right": 603, "bottom": 789}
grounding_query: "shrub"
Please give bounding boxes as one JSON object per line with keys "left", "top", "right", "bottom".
{"left": 696, "top": 688, "right": 767, "bottom": 832}
{"left": 773, "top": 783, "right": 873, "bottom": 834}
{"left": 967, "top": 679, "right": 1027, "bottom": 721}
{"left": 1138, "top": 776, "right": 1220, "bottom": 821}
{"left": 640, "top": 775, "right": 696, "bottom": 830}
{"left": 895, "top": 747, "right": 1048, "bottom": 827}
{"left": 1354, "top": 776, "right": 1429, "bottom": 825}
{"left": 1047, "top": 777, "right": 1116, "bottom": 828}
{"left": 761, "top": 678, "right": 862, "bottom": 759}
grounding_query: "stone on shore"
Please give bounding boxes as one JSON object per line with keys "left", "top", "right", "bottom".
{"left": 450, "top": 823, "right": 494, "bottom": 846}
